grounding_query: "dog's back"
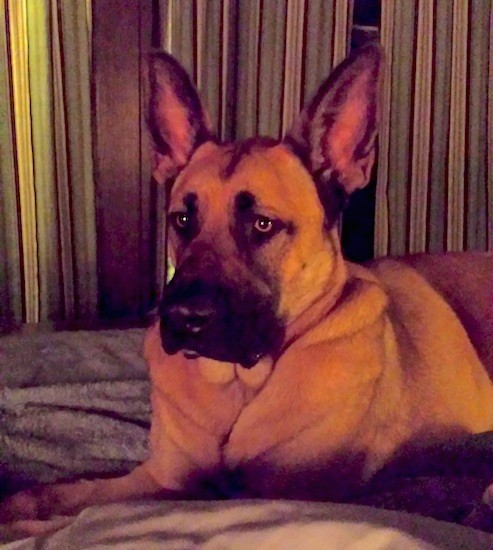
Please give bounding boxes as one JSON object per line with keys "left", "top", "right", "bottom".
{"left": 371, "top": 253, "right": 493, "bottom": 377}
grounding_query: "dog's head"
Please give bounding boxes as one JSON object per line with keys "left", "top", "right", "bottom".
{"left": 148, "top": 44, "right": 383, "bottom": 368}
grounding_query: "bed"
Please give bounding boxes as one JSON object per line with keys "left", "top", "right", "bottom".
{"left": 1, "top": 328, "right": 492, "bottom": 548}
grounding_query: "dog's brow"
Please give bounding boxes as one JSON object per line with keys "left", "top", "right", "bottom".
{"left": 235, "top": 191, "right": 256, "bottom": 211}
{"left": 183, "top": 192, "right": 198, "bottom": 211}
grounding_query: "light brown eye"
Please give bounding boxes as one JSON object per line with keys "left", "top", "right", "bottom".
{"left": 253, "top": 216, "right": 274, "bottom": 233}
{"left": 173, "top": 213, "right": 189, "bottom": 229}
{"left": 169, "top": 210, "right": 197, "bottom": 240}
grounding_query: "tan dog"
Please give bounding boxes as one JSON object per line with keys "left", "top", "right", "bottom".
{"left": 1, "top": 43, "right": 493, "bottom": 529}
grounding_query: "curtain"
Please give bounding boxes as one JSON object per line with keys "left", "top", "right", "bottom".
{"left": 157, "top": 0, "right": 353, "bottom": 285}
{"left": 7, "top": 1, "right": 489, "bottom": 327}
{"left": 376, "top": 0, "right": 493, "bottom": 256}
{"left": 160, "top": 0, "right": 352, "bottom": 141}
{"left": 0, "top": 0, "right": 97, "bottom": 327}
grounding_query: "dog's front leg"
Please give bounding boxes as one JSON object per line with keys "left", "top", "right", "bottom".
{"left": 0, "top": 462, "right": 175, "bottom": 526}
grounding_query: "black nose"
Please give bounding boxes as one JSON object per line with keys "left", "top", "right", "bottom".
{"left": 166, "top": 302, "right": 215, "bottom": 335}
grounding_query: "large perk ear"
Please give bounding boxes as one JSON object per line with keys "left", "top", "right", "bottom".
{"left": 285, "top": 42, "right": 383, "bottom": 195}
{"left": 147, "top": 52, "right": 214, "bottom": 184}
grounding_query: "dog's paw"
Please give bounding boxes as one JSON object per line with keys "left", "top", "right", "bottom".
{"left": 482, "top": 482, "right": 493, "bottom": 508}
{"left": 0, "top": 489, "right": 41, "bottom": 523}
{"left": 0, "top": 481, "right": 95, "bottom": 524}
{"left": 0, "top": 516, "right": 75, "bottom": 542}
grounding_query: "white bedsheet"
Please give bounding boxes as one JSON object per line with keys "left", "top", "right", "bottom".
{"left": 2, "top": 500, "right": 491, "bottom": 549}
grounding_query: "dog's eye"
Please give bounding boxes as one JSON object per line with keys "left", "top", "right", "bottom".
{"left": 171, "top": 212, "right": 189, "bottom": 230}
{"left": 253, "top": 216, "right": 274, "bottom": 234}
{"left": 169, "top": 212, "right": 197, "bottom": 239}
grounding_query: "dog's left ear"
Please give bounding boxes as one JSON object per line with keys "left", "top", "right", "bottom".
{"left": 285, "top": 42, "right": 383, "bottom": 195}
{"left": 147, "top": 53, "right": 214, "bottom": 184}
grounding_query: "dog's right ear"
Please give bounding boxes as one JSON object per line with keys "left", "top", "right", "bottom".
{"left": 147, "top": 53, "right": 213, "bottom": 184}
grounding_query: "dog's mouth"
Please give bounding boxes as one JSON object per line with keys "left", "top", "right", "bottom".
{"left": 183, "top": 349, "right": 200, "bottom": 359}
{"left": 181, "top": 347, "right": 263, "bottom": 368}
{"left": 159, "top": 279, "right": 284, "bottom": 369}
{"left": 160, "top": 325, "right": 275, "bottom": 369}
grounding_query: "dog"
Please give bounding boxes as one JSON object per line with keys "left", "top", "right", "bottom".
{"left": 1, "top": 42, "right": 492, "bottom": 531}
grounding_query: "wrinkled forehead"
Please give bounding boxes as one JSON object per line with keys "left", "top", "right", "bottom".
{"left": 171, "top": 139, "right": 318, "bottom": 213}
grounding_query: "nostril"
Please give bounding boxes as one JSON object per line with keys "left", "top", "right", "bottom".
{"left": 185, "top": 314, "right": 211, "bottom": 333}
{"left": 167, "top": 304, "right": 214, "bottom": 334}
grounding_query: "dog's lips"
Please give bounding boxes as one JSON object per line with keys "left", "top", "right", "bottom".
{"left": 183, "top": 349, "right": 200, "bottom": 359}
{"left": 182, "top": 347, "right": 262, "bottom": 368}
{"left": 163, "top": 336, "right": 267, "bottom": 367}
{"left": 159, "top": 297, "right": 283, "bottom": 369}
{"left": 163, "top": 336, "right": 263, "bottom": 369}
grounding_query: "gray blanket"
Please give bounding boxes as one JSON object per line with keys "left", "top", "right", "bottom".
{"left": 0, "top": 380, "right": 150, "bottom": 489}
{"left": 0, "top": 329, "right": 150, "bottom": 493}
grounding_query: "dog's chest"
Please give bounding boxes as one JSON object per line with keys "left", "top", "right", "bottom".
{"left": 197, "top": 356, "right": 388, "bottom": 499}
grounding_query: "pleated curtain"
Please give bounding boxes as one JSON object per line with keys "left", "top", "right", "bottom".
{"left": 0, "top": 0, "right": 97, "bottom": 327}
{"left": 376, "top": 0, "right": 493, "bottom": 255}
{"left": 159, "top": 0, "right": 353, "bottom": 140}
{"left": 1, "top": 0, "right": 352, "bottom": 327}
{"left": 2, "top": 1, "right": 491, "bottom": 329}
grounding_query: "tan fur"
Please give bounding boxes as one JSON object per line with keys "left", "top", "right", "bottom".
{"left": 394, "top": 253, "right": 493, "bottom": 376}
{"left": 1, "top": 45, "right": 492, "bottom": 532}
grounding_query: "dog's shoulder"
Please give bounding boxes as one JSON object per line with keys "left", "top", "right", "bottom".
{"left": 366, "top": 253, "right": 493, "bottom": 376}
{"left": 363, "top": 255, "right": 473, "bottom": 336}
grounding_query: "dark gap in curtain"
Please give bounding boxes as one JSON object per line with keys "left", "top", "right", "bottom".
{"left": 139, "top": 0, "right": 158, "bottom": 318}
{"left": 254, "top": 0, "right": 264, "bottom": 136}
{"left": 353, "top": 0, "right": 380, "bottom": 28}
{"left": 53, "top": 0, "right": 73, "bottom": 321}
{"left": 151, "top": 0, "right": 162, "bottom": 48}
{"left": 92, "top": 0, "right": 143, "bottom": 320}
{"left": 404, "top": 2, "right": 420, "bottom": 254}
{"left": 442, "top": 30, "right": 453, "bottom": 254}
{"left": 225, "top": 2, "right": 240, "bottom": 142}
{"left": 428, "top": 0, "right": 452, "bottom": 254}
{"left": 425, "top": 0, "right": 438, "bottom": 254}
{"left": 192, "top": 1, "right": 198, "bottom": 85}
{"left": 1, "top": 5, "right": 25, "bottom": 328}
{"left": 298, "top": 1, "right": 310, "bottom": 112}
{"left": 464, "top": 0, "right": 488, "bottom": 251}
{"left": 218, "top": 4, "right": 225, "bottom": 138}
{"left": 463, "top": 2, "right": 473, "bottom": 252}
{"left": 341, "top": 0, "right": 381, "bottom": 263}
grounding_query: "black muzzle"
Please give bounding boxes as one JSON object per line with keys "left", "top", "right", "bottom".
{"left": 159, "top": 275, "right": 284, "bottom": 369}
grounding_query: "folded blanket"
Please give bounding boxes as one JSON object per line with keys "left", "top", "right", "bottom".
{"left": 0, "top": 329, "right": 150, "bottom": 495}
{"left": 0, "top": 328, "right": 147, "bottom": 388}
{"left": 0, "top": 380, "right": 150, "bottom": 494}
